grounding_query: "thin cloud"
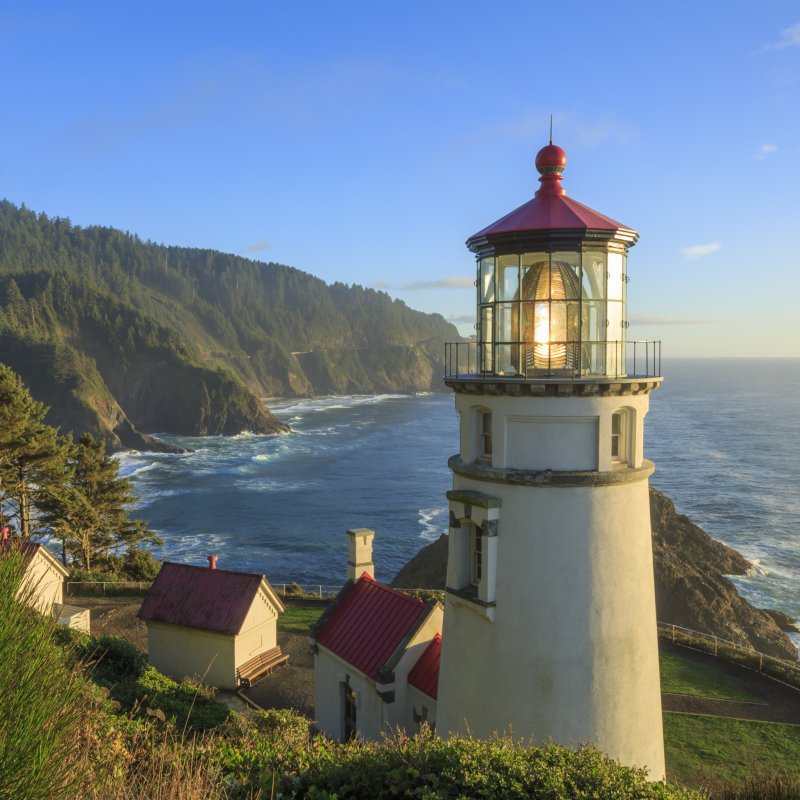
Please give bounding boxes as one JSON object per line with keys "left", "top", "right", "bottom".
{"left": 376, "top": 276, "right": 474, "bottom": 291}
{"left": 447, "top": 313, "right": 475, "bottom": 324}
{"left": 243, "top": 240, "right": 272, "bottom": 253}
{"left": 764, "top": 22, "right": 800, "bottom": 50}
{"left": 681, "top": 242, "right": 720, "bottom": 260}
{"left": 629, "top": 315, "right": 718, "bottom": 326}
{"left": 755, "top": 143, "right": 778, "bottom": 160}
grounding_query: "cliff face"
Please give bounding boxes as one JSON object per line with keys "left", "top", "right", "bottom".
{"left": 0, "top": 202, "right": 458, "bottom": 448}
{"left": 393, "top": 488, "right": 797, "bottom": 661}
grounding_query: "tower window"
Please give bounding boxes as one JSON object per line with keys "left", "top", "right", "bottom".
{"left": 611, "top": 410, "right": 627, "bottom": 464}
{"left": 479, "top": 411, "right": 492, "bottom": 460}
{"left": 471, "top": 526, "right": 483, "bottom": 586}
{"left": 343, "top": 679, "right": 357, "bottom": 741}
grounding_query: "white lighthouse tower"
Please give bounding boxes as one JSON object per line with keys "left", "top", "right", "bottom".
{"left": 436, "top": 141, "right": 665, "bottom": 778}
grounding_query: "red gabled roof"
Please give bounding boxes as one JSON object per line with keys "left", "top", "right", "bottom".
{"left": 0, "top": 538, "right": 41, "bottom": 565}
{"left": 137, "top": 562, "right": 266, "bottom": 636}
{"left": 315, "top": 574, "right": 427, "bottom": 679}
{"left": 0, "top": 538, "right": 68, "bottom": 576}
{"left": 408, "top": 633, "right": 441, "bottom": 699}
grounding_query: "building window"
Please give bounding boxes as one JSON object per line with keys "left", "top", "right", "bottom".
{"left": 471, "top": 525, "right": 483, "bottom": 586}
{"left": 479, "top": 411, "right": 492, "bottom": 460}
{"left": 343, "top": 679, "right": 357, "bottom": 741}
{"left": 611, "top": 410, "right": 627, "bottom": 464}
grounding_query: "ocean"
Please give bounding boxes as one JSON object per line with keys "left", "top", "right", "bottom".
{"left": 118, "top": 359, "right": 800, "bottom": 644}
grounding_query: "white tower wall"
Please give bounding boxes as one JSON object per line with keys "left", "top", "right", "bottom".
{"left": 437, "top": 388, "right": 665, "bottom": 780}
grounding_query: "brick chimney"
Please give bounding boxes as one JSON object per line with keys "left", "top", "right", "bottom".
{"left": 208, "top": 554, "right": 218, "bottom": 570}
{"left": 346, "top": 528, "right": 375, "bottom": 581}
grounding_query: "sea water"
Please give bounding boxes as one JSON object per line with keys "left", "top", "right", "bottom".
{"left": 119, "top": 359, "right": 800, "bottom": 639}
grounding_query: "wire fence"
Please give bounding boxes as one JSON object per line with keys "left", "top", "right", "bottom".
{"left": 657, "top": 621, "right": 800, "bottom": 692}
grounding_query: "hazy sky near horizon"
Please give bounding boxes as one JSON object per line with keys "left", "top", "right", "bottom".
{"left": 1, "top": 2, "right": 798, "bottom": 356}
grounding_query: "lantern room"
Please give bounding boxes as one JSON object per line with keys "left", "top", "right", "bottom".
{"left": 447, "top": 142, "right": 658, "bottom": 380}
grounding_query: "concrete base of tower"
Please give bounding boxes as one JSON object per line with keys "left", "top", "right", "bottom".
{"left": 436, "top": 473, "right": 666, "bottom": 781}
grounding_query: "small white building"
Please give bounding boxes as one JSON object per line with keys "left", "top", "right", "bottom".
{"left": 311, "top": 529, "right": 443, "bottom": 741}
{"left": 138, "top": 557, "right": 286, "bottom": 690}
{"left": 0, "top": 532, "right": 90, "bottom": 633}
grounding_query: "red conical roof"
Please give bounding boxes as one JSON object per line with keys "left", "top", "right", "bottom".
{"left": 467, "top": 142, "right": 635, "bottom": 245}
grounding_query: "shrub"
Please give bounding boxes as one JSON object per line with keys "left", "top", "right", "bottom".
{"left": 91, "top": 635, "right": 149, "bottom": 680}
{"left": 119, "top": 546, "right": 162, "bottom": 580}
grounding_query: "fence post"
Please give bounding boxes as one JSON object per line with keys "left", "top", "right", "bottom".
{"left": 672, "top": 625, "right": 675, "bottom": 642}
{"left": 714, "top": 635, "right": 718, "bottom": 656}
{"left": 759, "top": 653, "right": 763, "bottom": 672}
{"left": 318, "top": 585, "right": 322, "bottom": 598}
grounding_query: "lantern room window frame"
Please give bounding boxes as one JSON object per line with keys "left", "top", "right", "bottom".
{"left": 475, "top": 245, "right": 629, "bottom": 379}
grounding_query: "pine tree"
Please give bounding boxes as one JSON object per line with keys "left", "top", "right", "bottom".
{"left": 0, "top": 364, "right": 68, "bottom": 537}
{"left": 45, "top": 433, "right": 161, "bottom": 571}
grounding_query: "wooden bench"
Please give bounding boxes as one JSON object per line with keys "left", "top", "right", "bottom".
{"left": 237, "top": 646, "right": 290, "bottom": 687}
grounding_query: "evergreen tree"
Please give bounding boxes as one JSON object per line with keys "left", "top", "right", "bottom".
{"left": 44, "top": 433, "right": 161, "bottom": 571}
{"left": 0, "top": 364, "right": 68, "bottom": 537}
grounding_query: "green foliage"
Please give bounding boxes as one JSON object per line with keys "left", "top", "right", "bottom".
{"left": 0, "top": 551, "right": 90, "bottom": 800}
{"left": 43, "top": 432, "right": 161, "bottom": 571}
{"left": 0, "top": 363, "right": 69, "bottom": 537}
{"left": 214, "top": 726, "right": 698, "bottom": 800}
{"left": 117, "top": 546, "right": 162, "bottom": 580}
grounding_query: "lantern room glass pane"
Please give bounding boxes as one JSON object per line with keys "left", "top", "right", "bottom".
{"left": 520, "top": 253, "right": 549, "bottom": 302}
{"left": 480, "top": 257, "right": 495, "bottom": 303}
{"left": 496, "top": 303, "right": 517, "bottom": 374}
{"left": 607, "top": 252, "right": 624, "bottom": 300}
{"left": 497, "top": 254, "right": 520, "bottom": 301}
{"left": 582, "top": 252, "right": 606, "bottom": 300}
{"left": 481, "top": 305, "right": 494, "bottom": 372}
{"left": 551, "top": 252, "right": 581, "bottom": 297}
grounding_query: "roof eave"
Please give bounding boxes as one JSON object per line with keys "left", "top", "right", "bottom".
{"left": 466, "top": 227, "right": 639, "bottom": 258}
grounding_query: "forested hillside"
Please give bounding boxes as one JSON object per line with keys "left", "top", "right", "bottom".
{"left": 0, "top": 201, "right": 459, "bottom": 449}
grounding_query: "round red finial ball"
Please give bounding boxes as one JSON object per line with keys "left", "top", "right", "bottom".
{"left": 535, "top": 143, "right": 567, "bottom": 174}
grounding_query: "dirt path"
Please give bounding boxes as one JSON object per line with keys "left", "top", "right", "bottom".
{"left": 660, "top": 640, "right": 800, "bottom": 724}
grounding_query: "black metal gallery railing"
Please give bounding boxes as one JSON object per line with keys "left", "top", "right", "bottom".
{"left": 444, "top": 340, "right": 661, "bottom": 380}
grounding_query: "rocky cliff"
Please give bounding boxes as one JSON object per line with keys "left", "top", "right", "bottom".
{"left": 0, "top": 202, "right": 458, "bottom": 449}
{"left": 393, "top": 488, "right": 798, "bottom": 661}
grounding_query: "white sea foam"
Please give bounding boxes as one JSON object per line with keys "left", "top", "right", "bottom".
{"left": 127, "top": 462, "right": 161, "bottom": 478}
{"left": 417, "top": 507, "right": 447, "bottom": 542}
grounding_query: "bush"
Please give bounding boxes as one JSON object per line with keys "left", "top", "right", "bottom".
{"left": 119, "top": 547, "right": 161, "bottom": 580}
{"left": 91, "top": 635, "right": 148, "bottom": 681}
{"left": 111, "top": 665, "right": 230, "bottom": 731}
{"left": 214, "top": 720, "right": 699, "bottom": 800}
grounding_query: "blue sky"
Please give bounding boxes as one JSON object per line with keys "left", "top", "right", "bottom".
{"left": 1, "top": 1, "right": 798, "bottom": 356}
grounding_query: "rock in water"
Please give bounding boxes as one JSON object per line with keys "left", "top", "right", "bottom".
{"left": 393, "top": 487, "right": 797, "bottom": 661}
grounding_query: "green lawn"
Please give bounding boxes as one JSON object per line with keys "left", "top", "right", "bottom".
{"left": 664, "top": 712, "right": 800, "bottom": 785}
{"left": 659, "top": 651, "right": 761, "bottom": 702}
{"left": 278, "top": 604, "right": 324, "bottom": 633}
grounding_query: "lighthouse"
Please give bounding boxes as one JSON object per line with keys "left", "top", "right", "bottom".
{"left": 436, "top": 141, "right": 665, "bottom": 778}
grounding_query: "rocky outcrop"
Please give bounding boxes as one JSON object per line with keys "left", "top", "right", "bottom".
{"left": 650, "top": 488, "right": 797, "bottom": 660}
{"left": 393, "top": 488, "right": 798, "bottom": 661}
